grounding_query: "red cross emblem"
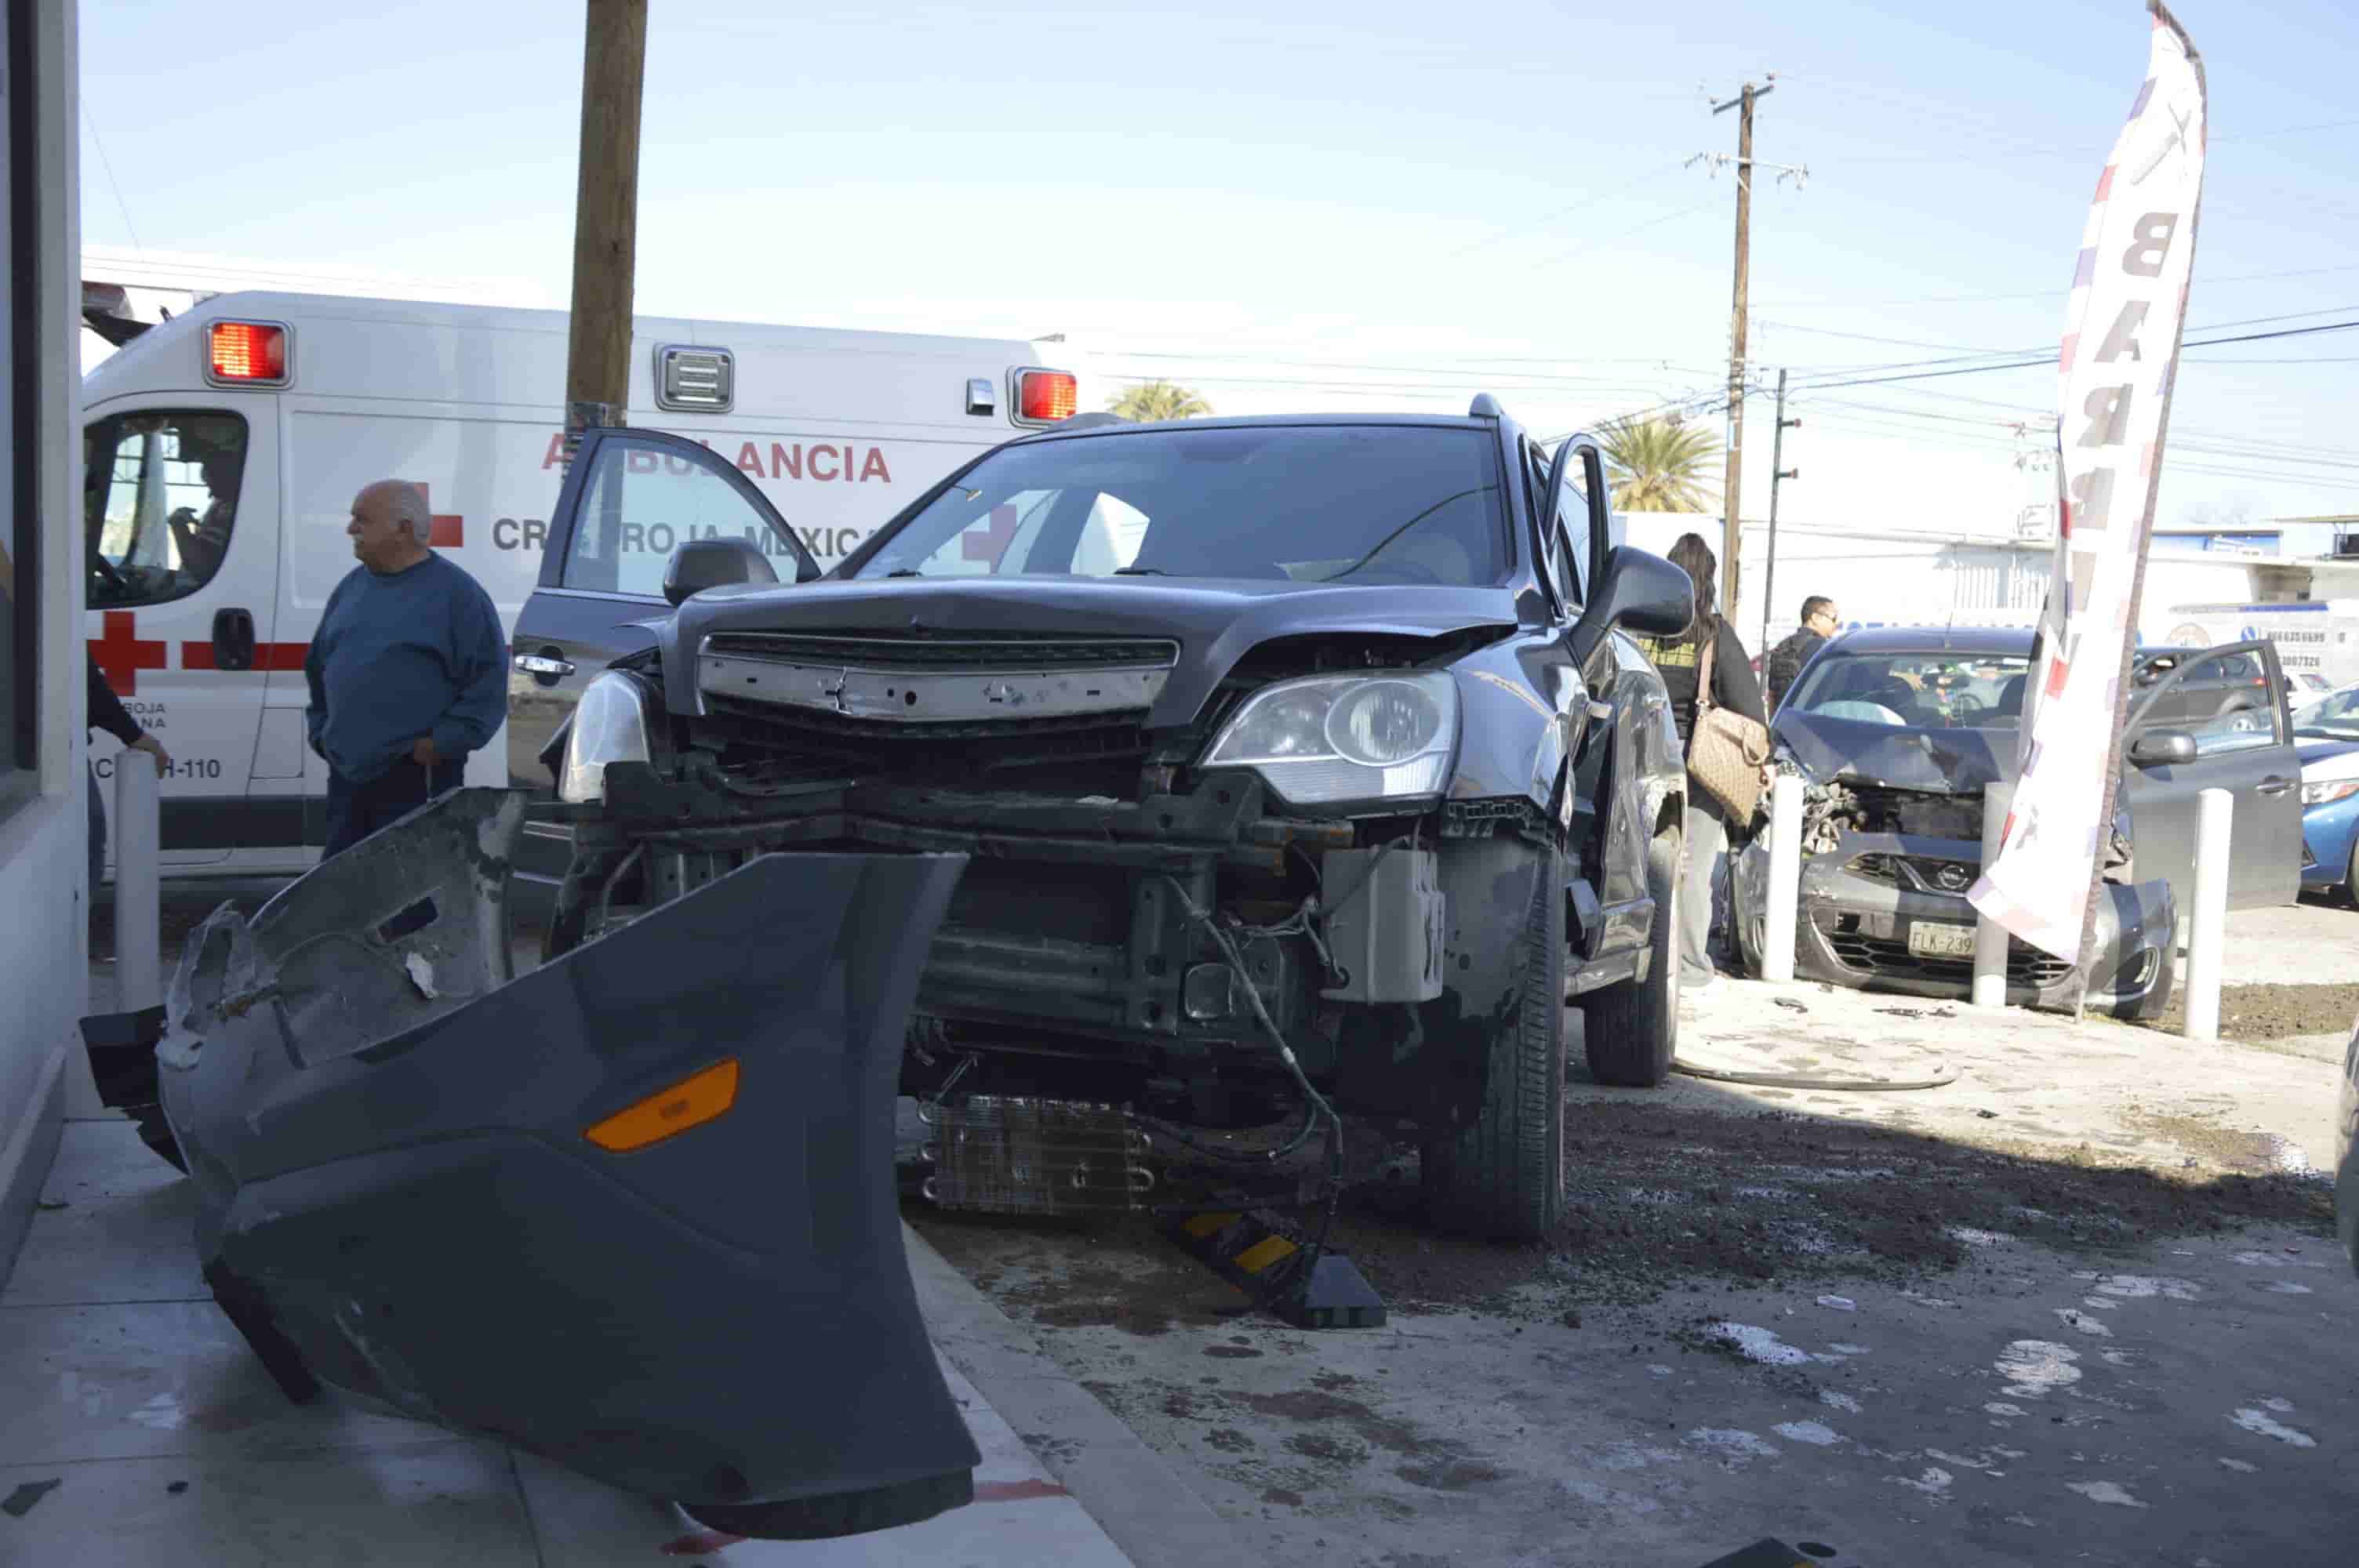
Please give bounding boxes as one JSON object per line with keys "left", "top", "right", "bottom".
{"left": 962, "top": 504, "right": 1018, "bottom": 564}
{"left": 407, "top": 481, "right": 464, "bottom": 548}
{"left": 89, "top": 610, "right": 169, "bottom": 696}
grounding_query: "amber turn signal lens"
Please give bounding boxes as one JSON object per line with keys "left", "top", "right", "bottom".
{"left": 584, "top": 1058, "right": 740, "bottom": 1152}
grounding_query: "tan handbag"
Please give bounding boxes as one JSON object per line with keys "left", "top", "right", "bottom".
{"left": 1688, "top": 627, "right": 1772, "bottom": 824}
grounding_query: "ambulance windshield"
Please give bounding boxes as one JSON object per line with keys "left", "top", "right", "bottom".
{"left": 85, "top": 411, "right": 249, "bottom": 609}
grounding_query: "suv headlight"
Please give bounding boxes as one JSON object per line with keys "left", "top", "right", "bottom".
{"left": 559, "top": 672, "right": 656, "bottom": 804}
{"left": 1201, "top": 672, "right": 1459, "bottom": 807}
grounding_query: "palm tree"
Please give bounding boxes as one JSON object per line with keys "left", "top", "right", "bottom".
{"left": 1598, "top": 416, "right": 1720, "bottom": 512}
{"left": 1107, "top": 381, "right": 1213, "bottom": 422}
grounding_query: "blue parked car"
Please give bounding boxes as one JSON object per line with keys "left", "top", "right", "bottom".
{"left": 2292, "top": 684, "right": 2359, "bottom": 900}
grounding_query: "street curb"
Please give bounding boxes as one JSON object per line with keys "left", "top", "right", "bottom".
{"left": 902, "top": 1222, "right": 1248, "bottom": 1568}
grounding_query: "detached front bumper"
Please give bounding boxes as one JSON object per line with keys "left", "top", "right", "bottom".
{"left": 139, "top": 789, "right": 980, "bottom": 1537}
{"left": 1733, "top": 830, "right": 2176, "bottom": 1011}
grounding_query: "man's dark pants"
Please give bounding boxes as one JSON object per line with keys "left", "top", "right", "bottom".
{"left": 322, "top": 758, "right": 466, "bottom": 860}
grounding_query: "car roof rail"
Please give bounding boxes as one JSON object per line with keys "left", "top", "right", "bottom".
{"left": 1468, "top": 394, "right": 1505, "bottom": 419}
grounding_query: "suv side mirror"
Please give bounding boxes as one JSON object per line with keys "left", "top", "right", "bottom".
{"left": 663, "top": 535, "right": 780, "bottom": 605}
{"left": 2129, "top": 728, "right": 2197, "bottom": 766}
{"left": 1583, "top": 545, "right": 1693, "bottom": 637}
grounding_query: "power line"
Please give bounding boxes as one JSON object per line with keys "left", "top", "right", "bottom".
{"left": 1787, "top": 319, "right": 2359, "bottom": 394}
{"left": 1758, "top": 260, "right": 2359, "bottom": 310}
{"left": 81, "top": 103, "right": 142, "bottom": 255}
{"left": 1436, "top": 158, "right": 1692, "bottom": 260}
{"left": 1508, "top": 196, "right": 1724, "bottom": 274}
{"left": 1769, "top": 309, "right": 2359, "bottom": 390}
{"left": 1819, "top": 114, "right": 2359, "bottom": 168}
{"left": 1761, "top": 303, "right": 2359, "bottom": 361}
{"left": 1788, "top": 391, "right": 2359, "bottom": 475}
{"left": 1790, "top": 411, "right": 2359, "bottom": 489}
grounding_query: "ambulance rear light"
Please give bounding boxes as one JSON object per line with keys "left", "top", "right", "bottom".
{"left": 1012, "top": 368, "right": 1078, "bottom": 426}
{"left": 204, "top": 321, "right": 290, "bottom": 387}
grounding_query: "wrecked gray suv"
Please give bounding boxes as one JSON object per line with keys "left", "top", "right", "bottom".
{"left": 508, "top": 401, "right": 1695, "bottom": 1241}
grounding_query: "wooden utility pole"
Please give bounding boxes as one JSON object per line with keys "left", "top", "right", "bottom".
{"left": 564, "top": 0, "right": 649, "bottom": 443}
{"left": 1759, "top": 368, "right": 1800, "bottom": 652}
{"left": 1713, "top": 80, "right": 1771, "bottom": 619}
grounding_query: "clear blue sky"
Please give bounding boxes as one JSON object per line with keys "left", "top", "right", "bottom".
{"left": 78, "top": 0, "right": 2359, "bottom": 532}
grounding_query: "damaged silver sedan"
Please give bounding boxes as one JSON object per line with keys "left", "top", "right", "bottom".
{"left": 82, "top": 789, "right": 984, "bottom": 1541}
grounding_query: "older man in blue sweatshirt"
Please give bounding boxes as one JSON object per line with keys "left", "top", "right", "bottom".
{"left": 305, "top": 480, "right": 506, "bottom": 858}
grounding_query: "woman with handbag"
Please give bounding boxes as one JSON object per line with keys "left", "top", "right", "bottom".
{"left": 1636, "top": 533, "right": 1769, "bottom": 1000}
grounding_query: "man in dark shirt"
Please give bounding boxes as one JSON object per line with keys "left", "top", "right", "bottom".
{"left": 0, "top": 537, "right": 167, "bottom": 890}
{"left": 305, "top": 480, "right": 505, "bottom": 859}
{"left": 86, "top": 655, "right": 172, "bottom": 891}
{"left": 1764, "top": 596, "right": 1839, "bottom": 713}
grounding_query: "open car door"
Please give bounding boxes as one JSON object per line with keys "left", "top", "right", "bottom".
{"left": 2122, "top": 638, "right": 2303, "bottom": 910}
{"left": 112, "top": 790, "right": 978, "bottom": 1539}
{"left": 507, "top": 428, "right": 820, "bottom": 894}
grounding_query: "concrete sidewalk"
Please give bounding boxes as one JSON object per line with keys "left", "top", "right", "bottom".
{"left": 1648, "top": 965, "right": 2342, "bottom": 1178}
{"left": 0, "top": 978, "right": 1164, "bottom": 1566}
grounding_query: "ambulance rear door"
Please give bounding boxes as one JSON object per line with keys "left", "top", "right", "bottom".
{"left": 266, "top": 396, "right": 557, "bottom": 852}
{"left": 83, "top": 387, "right": 284, "bottom": 868}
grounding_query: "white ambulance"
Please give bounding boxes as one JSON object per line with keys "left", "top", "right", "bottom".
{"left": 80, "top": 291, "right": 1078, "bottom": 879}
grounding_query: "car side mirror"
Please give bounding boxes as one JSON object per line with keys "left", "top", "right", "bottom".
{"left": 662, "top": 535, "right": 780, "bottom": 605}
{"left": 2129, "top": 728, "right": 2197, "bottom": 766}
{"left": 1583, "top": 545, "right": 1693, "bottom": 637}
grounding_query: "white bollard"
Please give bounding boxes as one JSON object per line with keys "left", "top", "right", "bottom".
{"left": 1761, "top": 772, "right": 1803, "bottom": 983}
{"left": 2183, "top": 786, "right": 2232, "bottom": 1043}
{"left": 112, "top": 753, "right": 163, "bottom": 1013}
{"left": 1972, "top": 782, "right": 2013, "bottom": 1008}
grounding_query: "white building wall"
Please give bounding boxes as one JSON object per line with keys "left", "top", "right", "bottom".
{"left": 1, "top": 0, "right": 85, "bottom": 1287}
{"left": 1615, "top": 510, "right": 2274, "bottom": 657}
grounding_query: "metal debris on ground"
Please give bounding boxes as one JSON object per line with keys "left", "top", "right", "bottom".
{"left": 1772, "top": 997, "right": 1808, "bottom": 1012}
{"left": 1, "top": 1479, "right": 61, "bottom": 1518}
{"left": 1696, "top": 1540, "right": 1845, "bottom": 1568}
{"left": 918, "top": 1096, "right": 1155, "bottom": 1215}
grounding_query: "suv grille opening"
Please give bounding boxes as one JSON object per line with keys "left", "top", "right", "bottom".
{"left": 705, "top": 695, "right": 1152, "bottom": 786}
{"left": 703, "top": 631, "right": 1180, "bottom": 671}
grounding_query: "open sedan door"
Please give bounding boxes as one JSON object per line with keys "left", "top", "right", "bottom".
{"left": 2121, "top": 638, "right": 2303, "bottom": 911}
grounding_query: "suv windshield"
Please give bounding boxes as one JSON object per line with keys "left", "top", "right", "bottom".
{"left": 854, "top": 425, "right": 1507, "bottom": 586}
{"left": 1785, "top": 651, "right": 2031, "bottom": 729}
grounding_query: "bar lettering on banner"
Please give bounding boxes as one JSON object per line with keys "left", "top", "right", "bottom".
{"left": 1968, "top": 1, "right": 2208, "bottom": 984}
